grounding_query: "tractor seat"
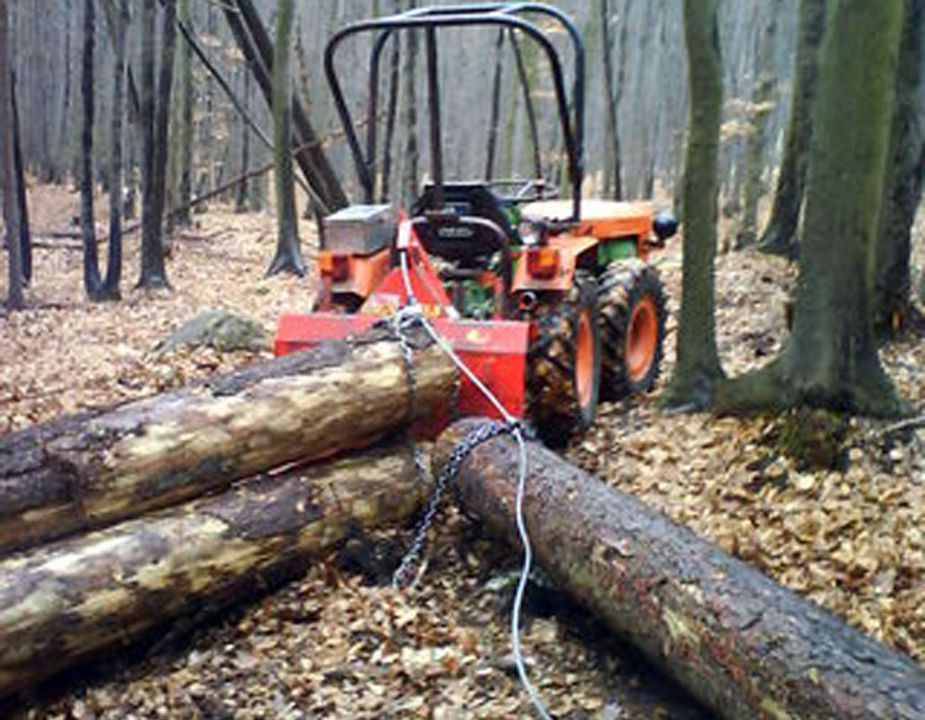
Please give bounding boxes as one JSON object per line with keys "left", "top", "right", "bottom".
{"left": 521, "top": 199, "right": 655, "bottom": 241}
{"left": 411, "top": 183, "right": 517, "bottom": 267}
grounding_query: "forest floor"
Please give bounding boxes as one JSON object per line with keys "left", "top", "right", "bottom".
{"left": 0, "top": 182, "right": 923, "bottom": 719}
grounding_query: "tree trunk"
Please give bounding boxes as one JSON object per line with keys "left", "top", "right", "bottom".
{"left": 0, "top": 447, "right": 429, "bottom": 700}
{"left": 9, "top": 75, "right": 30, "bottom": 284}
{"left": 758, "top": 0, "right": 825, "bottom": 257}
{"left": 600, "top": 0, "right": 623, "bottom": 200}
{"left": 80, "top": 0, "right": 105, "bottom": 300}
{"left": 436, "top": 419, "right": 925, "bottom": 720}
{"left": 663, "top": 0, "right": 724, "bottom": 408}
{"left": 152, "top": 0, "right": 177, "bottom": 263}
{"left": 172, "top": 0, "right": 194, "bottom": 228}
{"left": 402, "top": 0, "right": 419, "bottom": 203}
{"left": 874, "top": 0, "right": 924, "bottom": 337}
{"left": 103, "top": 0, "right": 128, "bottom": 299}
{"left": 0, "top": 1, "right": 24, "bottom": 311}
{"left": 228, "top": 0, "right": 347, "bottom": 214}
{"left": 0, "top": 331, "right": 455, "bottom": 555}
{"left": 381, "top": 2, "right": 402, "bottom": 202}
{"left": 509, "top": 31, "right": 542, "bottom": 181}
{"left": 736, "top": 0, "right": 782, "bottom": 249}
{"left": 138, "top": 0, "right": 169, "bottom": 288}
{"left": 484, "top": 30, "right": 505, "bottom": 182}
{"left": 55, "top": 0, "right": 74, "bottom": 186}
{"left": 235, "top": 66, "right": 252, "bottom": 214}
{"left": 718, "top": 0, "right": 904, "bottom": 418}
{"left": 267, "top": 0, "right": 304, "bottom": 277}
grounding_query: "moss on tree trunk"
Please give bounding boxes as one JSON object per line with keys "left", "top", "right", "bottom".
{"left": 718, "top": 0, "right": 905, "bottom": 418}
{"left": 758, "top": 0, "right": 826, "bottom": 257}
{"left": 267, "top": 0, "right": 304, "bottom": 277}
{"left": 663, "top": 0, "right": 724, "bottom": 409}
{"left": 874, "top": 0, "right": 925, "bottom": 337}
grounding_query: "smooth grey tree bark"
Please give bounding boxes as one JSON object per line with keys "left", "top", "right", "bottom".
{"left": 0, "top": 0, "right": 24, "bottom": 310}
{"left": 663, "top": 0, "right": 725, "bottom": 409}
{"left": 267, "top": 0, "right": 304, "bottom": 276}
{"left": 718, "top": 0, "right": 905, "bottom": 418}
{"left": 758, "top": 0, "right": 826, "bottom": 257}
{"left": 874, "top": 0, "right": 925, "bottom": 337}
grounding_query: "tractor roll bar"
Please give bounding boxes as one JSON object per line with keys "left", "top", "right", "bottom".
{"left": 323, "top": 2, "right": 585, "bottom": 221}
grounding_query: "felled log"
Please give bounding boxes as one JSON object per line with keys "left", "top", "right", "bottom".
{"left": 0, "top": 331, "right": 455, "bottom": 554}
{"left": 436, "top": 419, "right": 925, "bottom": 720}
{"left": 0, "top": 446, "right": 426, "bottom": 699}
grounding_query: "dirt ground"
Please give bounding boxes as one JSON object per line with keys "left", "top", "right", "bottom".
{"left": 1, "top": 183, "right": 922, "bottom": 719}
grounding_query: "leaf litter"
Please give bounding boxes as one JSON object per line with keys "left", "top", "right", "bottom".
{"left": 1, "top": 184, "right": 922, "bottom": 718}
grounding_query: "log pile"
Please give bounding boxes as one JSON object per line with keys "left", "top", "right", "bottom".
{"left": 0, "top": 448, "right": 427, "bottom": 698}
{"left": 0, "top": 330, "right": 455, "bottom": 554}
{"left": 0, "top": 331, "right": 452, "bottom": 699}
{"left": 436, "top": 419, "right": 925, "bottom": 720}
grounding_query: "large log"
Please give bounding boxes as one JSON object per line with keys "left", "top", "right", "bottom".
{"left": 0, "top": 446, "right": 426, "bottom": 699}
{"left": 0, "top": 331, "right": 455, "bottom": 554}
{"left": 436, "top": 419, "right": 925, "bottom": 720}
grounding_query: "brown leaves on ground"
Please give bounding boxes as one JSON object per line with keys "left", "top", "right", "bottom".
{"left": 571, "top": 238, "right": 925, "bottom": 665}
{"left": 0, "top": 188, "right": 315, "bottom": 433}
{"left": 1, "top": 184, "right": 922, "bottom": 718}
{"left": 23, "top": 515, "right": 703, "bottom": 720}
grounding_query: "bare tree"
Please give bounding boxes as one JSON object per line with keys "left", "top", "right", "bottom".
{"left": 663, "top": 0, "right": 725, "bottom": 409}
{"left": 718, "top": 0, "right": 905, "bottom": 417}
{"left": 171, "top": 0, "right": 193, "bottom": 228}
{"left": 736, "top": 0, "right": 783, "bottom": 249}
{"left": 874, "top": 0, "right": 925, "bottom": 336}
{"left": 235, "top": 65, "right": 252, "bottom": 214}
{"left": 758, "top": 0, "right": 825, "bottom": 257}
{"left": 600, "top": 0, "right": 623, "bottom": 199}
{"left": 484, "top": 29, "right": 505, "bottom": 181}
{"left": 138, "top": 0, "right": 176, "bottom": 288}
{"left": 10, "top": 73, "right": 30, "bottom": 284}
{"left": 267, "top": 0, "right": 304, "bottom": 276}
{"left": 0, "top": 0, "right": 24, "bottom": 310}
{"left": 79, "top": 0, "right": 106, "bottom": 299}
{"left": 103, "top": 0, "right": 130, "bottom": 298}
{"left": 381, "top": 0, "right": 403, "bottom": 200}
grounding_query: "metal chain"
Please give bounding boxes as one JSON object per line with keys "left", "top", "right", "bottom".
{"left": 392, "top": 419, "right": 517, "bottom": 588}
{"left": 389, "top": 298, "right": 519, "bottom": 588}
{"left": 392, "top": 307, "right": 431, "bottom": 487}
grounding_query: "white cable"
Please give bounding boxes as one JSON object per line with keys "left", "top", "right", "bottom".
{"left": 397, "top": 240, "right": 553, "bottom": 720}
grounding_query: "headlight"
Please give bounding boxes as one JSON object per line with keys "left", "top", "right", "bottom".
{"left": 518, "top": 221, "right": 541, "bottom": 247}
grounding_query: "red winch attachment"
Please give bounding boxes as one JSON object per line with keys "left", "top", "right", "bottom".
{"left": 275, "top": 221, "right": 528, "bottom": 435}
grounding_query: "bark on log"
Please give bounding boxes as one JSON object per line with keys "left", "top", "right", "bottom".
{"left": 436, "top": 419, "right": 925, "bottom": 720}
{"left": 0, "top": 332, "right": 455, "bottom": 555}
{"left": 0, "top": 447, "right": 427, "bottom": 699}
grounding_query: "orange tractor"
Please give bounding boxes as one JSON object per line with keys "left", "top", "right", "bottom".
{"left": 275, "top": 3, "right": 677, "bottom": 445}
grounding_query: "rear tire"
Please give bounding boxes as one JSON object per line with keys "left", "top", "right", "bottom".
{"left": 527, "top": 279, "right": 602, "bottom": 447}
{"left": 598, "top": 260, "right": 667, "bottom": 400}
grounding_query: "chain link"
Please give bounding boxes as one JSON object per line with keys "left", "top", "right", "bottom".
{"left": 389, "top": 302, "right": 520, "bottom": 588}
{"left": 391, "top": 419, "right": 517, "bottom": 588}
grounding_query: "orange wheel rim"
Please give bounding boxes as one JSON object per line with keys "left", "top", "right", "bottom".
{"left": 576, "top": 309, "right": 594, "bottom": 407}
{"left": 627, "top": 297, "right": 658, "bottom": 382}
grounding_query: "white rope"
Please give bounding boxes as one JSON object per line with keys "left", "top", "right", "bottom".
{"left": 397, "top": 238, "right": 553, "bottom": 720}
